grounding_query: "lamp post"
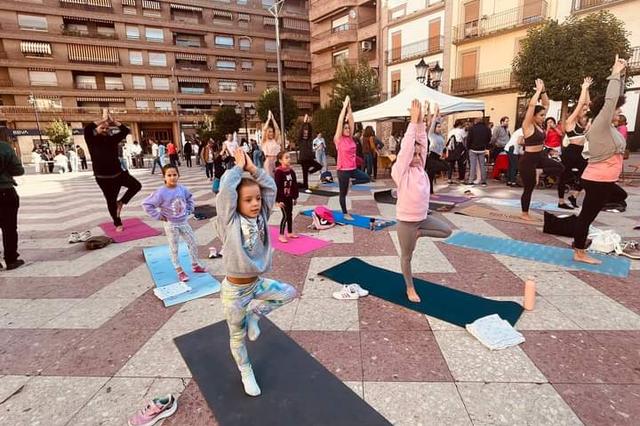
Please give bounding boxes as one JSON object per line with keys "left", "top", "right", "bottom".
{"left": 171, "top": 66, "right": 182, "bottom": 149}
{"left": 415, "top": 59, "right": 443, "bottom": 90}
{"left": 269, "top": 0, "right": 286, "bottom": 151}
{"left": 235, "top": 103, "right": 256, "bottom": 141}
{"left": 27, "top": 92, "right": 45, "bottom": 147}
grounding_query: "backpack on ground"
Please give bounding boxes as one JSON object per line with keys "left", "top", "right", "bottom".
{"left": 542, "top": 211, "right": 577, "bottom": 238}
{"left": 85, "top": 236, "right": 114, "bottom": 250}
{"left": 309, "top": 205, "right": 336, "bottom": 230}
{"left": 320, "top": 171, "right": 333, "bottom": 183}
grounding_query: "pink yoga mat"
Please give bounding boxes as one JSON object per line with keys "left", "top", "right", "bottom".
{"left": 268, "top": 226, "right": 331, "bottom": 256}
{"left": 99, "top": 218, "right": 162, "bottom": 243}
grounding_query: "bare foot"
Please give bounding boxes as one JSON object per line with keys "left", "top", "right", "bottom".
{"left": 574, "top": 250, "right": 602, "bottom": 265}
{"left": 288, "top": 233, "right": 299, "bottom": 239}
{"left": 520, "top": 213, "right": 536, "bottom": 221}
{"left": 116, "top": 201, "right": 124, "bottom": 218}
{"left": 278, "top": 235, "right": 288, "bottom": 243}
{"left": 115, "top": 225, "right": 124, "bottom": 232}
{"left": 406, "top": 288, "right": 421, "bottom": 303}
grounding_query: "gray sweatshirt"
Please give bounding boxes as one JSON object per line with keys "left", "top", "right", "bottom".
{"left": 583, "top": 72, "right": 626, "bottom": 163}
{"left": 214, "top": 165, "right": 277, "bottom": 278}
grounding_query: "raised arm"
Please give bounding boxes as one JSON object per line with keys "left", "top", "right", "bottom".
{"left": 523, "top": 79, "right": 545, "bottom": 136}
{"left": 566, "top": 77, "right": 593, "bottom": 129}
{"left": 592, "top": 55, "right": 626, "bottom": 131}
{"left": 243, "top": 150, "right": 276, "bottom": 219}
{"left": 334, "top": 97, "right": 349, "bottom": 142}
{"left": 428, "top": 103, "right": 440, "bottom": 137}
{"left": 392, "top": 100, "right": 424, "bottom": 183}
{"left": 347, "top": 103, "right": 354, "bottom": 135}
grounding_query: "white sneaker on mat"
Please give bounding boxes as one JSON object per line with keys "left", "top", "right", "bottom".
{"left": 347, "top": 283, "right": 369, "bottom": 297}
{"left": 240, "top": 366, "right": 261, "bottom": 397}
{"left": 79, "top": 231, "right": 92, "bottom": 242}
{"left": 332, "top": 285, "right": 360, "bottom": 300}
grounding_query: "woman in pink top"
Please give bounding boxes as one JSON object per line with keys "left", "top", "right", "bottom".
{"left": 392, "top": 100, "right": 451, "bottom": 303}
{"left": 334, "top": 96, "right": 370, "bottom": 220}
{"left": 261, "top": 110, "right": 282, "bottom": 179}
{"left": 573, "top": 55, "right": 628, "bottom": 264}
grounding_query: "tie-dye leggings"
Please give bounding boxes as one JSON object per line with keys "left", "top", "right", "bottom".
{"left": 163, "top": 222, "right": 199, "bottom": 269}
{"left": 221, "top": 277, "right": 297, "bottom": 370}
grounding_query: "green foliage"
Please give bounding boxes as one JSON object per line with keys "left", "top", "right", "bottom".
{"left": 286, "top": 117, "right": 304, "bottom": 150}
{"left": 44, "top": 119, "right": 71, "bottom": 148}
{"left": 312, "top": 101, "right": 341, "bottom": 158}
{"left": 256, "top": 88, "right": 299, "bottom": 131}
{"left": 513, "top": 11, "right": 631, "bottom": 109}
{"left": 332, "top": 59, "right": 381, "bottom": 112}
{"left": 196, "top": 114, "right": 216, "bottom": 142}
{"left": 213, "top": 106, "right": 242, "bottom": 141}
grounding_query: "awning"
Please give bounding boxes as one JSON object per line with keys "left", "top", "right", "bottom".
{"left": 133, "top": 97, "right": 172, "bottom": 101}
{"left": 28, "top": 66, "right": 55, "bottom": 72}
{"left": 283, "top": 60, "right": 308, "bottom": 69}
{"left": 285, "top": 81, "right": 310, "bottom": 90}
{"left": 216, "top": 56, "right": 235, "bottom": 62}
{"left": 218, "top": 79, "right": 237, "bottom": 84}
{"left": 283, "top": 18, "right": 309, "bottom": 31}
{"left": 213, "top": 10, "right": 233, "bottom": 19}
{"left": 68, "top": 44, "right": 119, "bottom": 64}
{"left": 77, "top": 97, "right": 125, "bottom": 102}
{"left": 178, "top": 99, "right": 212, "bottom": 106}
{"left": 87, "top": 0, "right": 112, "bottom": 6}
{"left": 20, "top": 41, "right": 52, "bottom": 56}
{"left": 175, "top": 52, "right": 207, "bottom": 62}
{"left": 238, "top": 13, "right": 250, "bottom": 21}
{"left": 63, "top": 15, "right": 114, "bottom": 24}
{"left": 142, "top": 0, "right": 160, "bottom": 10}
{"left": 263, "top": 17, "right": 276, "bottom": 26}
{"left": 177, "top": 76, "right": 209, "bottom": 83}
{"left": 121, "top": 0, "right": 135, "bottom": 5}
{"left": 171, "top": 3, "right": 202, "bottom": 12}
{"left": 60, "top": 0, "right": 86, "bottom": 4}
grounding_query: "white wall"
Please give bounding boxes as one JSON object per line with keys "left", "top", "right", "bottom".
{"left": 387, "top": 53, "right": 444, "bottom": 93}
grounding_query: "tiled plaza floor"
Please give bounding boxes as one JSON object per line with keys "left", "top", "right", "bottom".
{"left": 1, "top": 164, "right": 639, "bottom": 425}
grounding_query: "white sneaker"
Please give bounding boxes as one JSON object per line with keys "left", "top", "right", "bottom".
{"left": 240, "top": 366, "right": 261, "bottom": 397}
{"left": 79, "top": 231, "right": 92, "bottom": 242}
{"left": 332, "top": 285, "right": 360, "bottom": 300}
{"left": 68, "top": 232, "right": 81, "bottom": 244}
{"left": 304, "top": 189, "right": 312, "bottom": 194}
{"left": 347, "top": 283, "right": 369, "bottom": 297}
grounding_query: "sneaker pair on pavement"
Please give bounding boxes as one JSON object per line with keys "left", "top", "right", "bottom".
{"left": 69, "top": 231, "right": 91, "bottom": 244}
{"left": 128, "top": 394, "right": 177, "bottom": 426}
{"left": 620, "top": 240, "right": 640, "bottom": 260}
{"left": 332, "top": 284, "right": 369, "bottom": 300}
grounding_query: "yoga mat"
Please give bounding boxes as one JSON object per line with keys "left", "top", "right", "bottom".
{"left": 445, "top": 231, "right": 630, "bottom": 278}
{"left": 174, "top": 319, "right": 391, "bottom": 426}
{"left": 300, "top": 209, "right": 396, "bottom": 230}
{"left": 99, "top": 218, "right": 161, "bottom": 243}
{"left": 306, "top": 188, "right": 339, "bottom": 197}
{"left": 476, "top": 197, "right": 567, "bottom": 213}
{"left": 143, "top": 243, "right": 220, "bottom": 307}
{"left": 268, "top": 225, "right": 331, "bottom": 256}
{"left": 322, "top": 182, "right": 372, "bottom": 191}
{"left": 319, "top": 258, "right": 523, "bottom": 327}
{"left": 373, "top": 190, "right": 455, "bottom": 212}
{"left": 431, "top": 194, "right": 473, "bottom": 204}
{"left": 455, "top": 204, "right": 542, "bottom": 225}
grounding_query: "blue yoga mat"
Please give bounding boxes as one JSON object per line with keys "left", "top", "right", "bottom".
{"left": 321, "top": 182, "right": 372, "bottom": 191}
{"left": 444, "top": 231, "right": 630, "bottom": 278}
{"left": 477, "top": 197, "right": 567, "bottom": 212}
{"left": 143, "top": 244, "right": 221, "bottom": 307}
{"left": 300, "top": 209, "right": 396, "bottom": 230}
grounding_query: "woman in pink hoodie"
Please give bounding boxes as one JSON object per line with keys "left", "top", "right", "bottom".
{"left": 391, "top": 100, "right": 452, "bottom": 303}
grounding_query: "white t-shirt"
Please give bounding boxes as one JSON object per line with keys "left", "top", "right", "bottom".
{"left": 504, "top": 128, "right": 524, "bottom": 155}
{"left": 151, "top": 143, "right": 159, "bottom": 157}
{"left": 224, "top": 140, "right": 239, "bottom": 156}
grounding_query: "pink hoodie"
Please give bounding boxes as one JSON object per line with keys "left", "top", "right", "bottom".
{"left": 391, "top": 123, "right": 430, "bottom": 222}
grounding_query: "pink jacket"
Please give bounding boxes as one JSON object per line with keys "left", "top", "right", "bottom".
{"left": 391, "top": 123, "right": 430, "bottom": 222}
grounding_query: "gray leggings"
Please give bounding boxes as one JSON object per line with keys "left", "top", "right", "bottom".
{"left": 397, "top": 215, "right": 452, "bottom": 290}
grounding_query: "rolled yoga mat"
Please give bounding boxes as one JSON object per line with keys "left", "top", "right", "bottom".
{"left": 444, "top": 231, "right": 631, "bottom": 278}
{"left": 305, "top": 187, "right": 340, "bottom": 197}
{"left": 373, "top": 190, "right": 455, "bottom": 212}
{"left": 174, "top": 319, "right": 391, "bottom": 426}
{"left": 319, "top": 257, "right": 524, "bottom": 327}
{"left": 300, "top": 209, "right": 396, "bottom": 230}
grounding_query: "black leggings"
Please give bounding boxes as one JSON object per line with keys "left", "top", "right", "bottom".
{"left": 558, "top": 144, "right": 587, "bottom": 199}
{"left": 573, "top": 180, "right": 627, "bottom": 249}
{"left": 279, "top": 198, "right": 294, "bottom": 234}
{"left": 426, "top": 152, "right": 450, "bottom": 194}
{"left": 300, "top": 159, "right": 322, "bottom": 189}
{"left": 337, "top": 169, "right": 370, "bottom": 214}
{"left": 205, "top": 162, "right": 214, "bottom": 179}
{"left": 95, "top": 171, "right": 142, "bottom": 226}
{"left": 0, "top": 188, "right": 19, "bottom": 263}
{"left": 447, "top": 157, "right": 466, "bottom": 181}
{"left": 519, "top": 151, "right": 564, "bottom": 212}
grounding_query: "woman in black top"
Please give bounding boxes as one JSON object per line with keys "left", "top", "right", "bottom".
{"left": 519, "top": 79, "right": 564, "bottom": 220}
{"left": 297, "top": 114, "right": 322, "bottom": 191}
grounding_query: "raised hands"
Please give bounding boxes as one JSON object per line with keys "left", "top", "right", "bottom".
{"left": 534, "top": 78, "right": 545, "bottom": 93}
{"left": 234, "top": 148, "right": 246, "bottom": 170}
{"left": 409, "top": 99, "right": 422, "bottom": 124}
{"left": 582, "top": 77, "right": 593, "bottom": 89}
{"left": 612, "top": 54, "right": 627, "bottom": 75}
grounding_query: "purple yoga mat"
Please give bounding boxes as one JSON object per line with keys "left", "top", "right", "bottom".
{"left": 431, "top": 194, "right": 472, "bottom": 204}
{"left": 268, "top": 226, "right": 331, "bottom": 256}
{"left": 99, "top": 218, "right": 162, "bottom": 243}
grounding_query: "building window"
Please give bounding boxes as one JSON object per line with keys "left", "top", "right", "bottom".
{"left": 123, "top": 6, "right": 136, "bottom": 15}
{"left": 262, "top": 0, "right": 274, "bottom": 7}
{"left": 237, "top": 0, "right": 247, "bottom": 5}
{"left": 155, "top": 101, "right": 172, "bottom": 110}
{"left": 149, "top": 52, "right": 167, "bottom": 66}
{"left": 126, "top": 26, "right": 140, "bottom": 40}
{"left": 214, "top": 35, "right": 234, "bottom": 48}
{"left": 241, "top": 60, "right": 253, "bottom": 71}
{"left": 213, "top": 10, "right": 233, "bottom": 25}
{"left": 391, "top": 71, "right": 401, "bottom": 96}
{"left": 239, "top": 37, "right": 251, "bottom": 51}
{"left": 243, "top": 81, "right": 255, "bottom": 92}
{"left": 218, "top": 80, "right": 237, "bottom": 92}
{"left": 28, "top": 70, "right": 57, "bottom": 86}
{"left": 129, "top": 51, "right": 143, "bottom": 65}
{"left": 332, "top": 15, "right": 349, "bottom": 32}
{"left": 18, "top": 14, "right": 48, "bottom": 31}
{"left": 136, "top": 100, "right": 149, "bottom": 109}
{"left": 332, "top": 49, "right": 349, "bottom": 65}
{"left": 132, "top": 75, "right": 146, "bottom": 89}
{"left": 151, "top": 77, "right": 170, "bottom": 90}
{"left": 265, "top": 39, "right": 277, "bottom": 53}
{"left": 96, "top": 25, "right": 116, "bottom": 38}
{"left": 104, "top": 76, "right": 124, "bottom": 90}
{"left": 216, "top": 59, "right": 236, "bottom": 71}
{"left": 175, "top": 34, "right": 201, "bottom": 48}
{"left": 266, "top": 61, "right": 278, "bottom": 72}
{"left": 238, "top": 13, "right": 250, "bottom": 27}
{"left": 76, "top": 75, "right": 97, "bottom": 90}
{"left": 33, "top": 97, "right": 62, "bottom": 109}
{"left": 145, "top": 27, "right": 164, "bottom": 42}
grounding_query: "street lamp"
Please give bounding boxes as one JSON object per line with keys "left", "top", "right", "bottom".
{"left": 27, "top": 92, "right": 45, "bottom": 147}
{"left": 415, "top": 59, "right": 443, "bottom": 90}
{"left": 268, "top": 0, "right": 286, "bottom": 151}
{"left": 235, "top": 103, "right": 256, "bottom": 141}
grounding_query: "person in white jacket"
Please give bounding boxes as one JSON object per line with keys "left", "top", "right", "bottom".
{"left": 54, "top": 151, "right": 69, "bottom": 173}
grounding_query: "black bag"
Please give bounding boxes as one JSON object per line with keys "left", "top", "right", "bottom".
{"left": 543, "top": 211, "right": 577, "bottom": 237}
{"left": 446, "top": 136, "right": 465, "bottom": 162}
{"left": 85, "top": 236, "right": 114, "bottom": 250}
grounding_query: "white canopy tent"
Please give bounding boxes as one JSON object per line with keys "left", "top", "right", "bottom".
{"left": 352, "top": 81, "right": 485, "bottom": 122}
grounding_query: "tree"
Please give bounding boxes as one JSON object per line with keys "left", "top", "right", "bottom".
{"left": 332, "top": 59, "right": 380, "bottom": 112}
{"left": 256, "top": 88, "right": 299, "bottom": 132}
{"left": 196, "top": 114, "right": 216, "bottom": 142}
{"left": 312, "top": 100, "right": 341, "bottom": 158}
{"left": 213, "top": 106, "right": 242, "bottom": 141}
{"left": 44, "top": 119, "right": 71, "bottom": 151}
{"left": 513, "top": 11, "right": 631, "bottom": 118}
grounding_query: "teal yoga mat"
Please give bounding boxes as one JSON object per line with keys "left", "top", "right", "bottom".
{"left": 319, "top": 258, "right": 523, "bottom": 327}
{"left": 322, "top": 182, "right": 372, "bottom": 191}
{"left": 445, "top": 231, "right": 630, "bottom": 278}
{"left": 143, "top": 243, "right": 221, "bottom": 307}
{"left": 300, "top": 209, "right": 396, "bottom": 230}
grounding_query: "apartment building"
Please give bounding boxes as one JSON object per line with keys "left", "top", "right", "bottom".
{"left": 309, "top": 0, "right": 380, "bottom": 106}
{"left": 0, "top": 0, "right": 318, "bottom": 159}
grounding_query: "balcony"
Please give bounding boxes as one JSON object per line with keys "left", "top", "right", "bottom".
{"left": 59, "top": 0, "right": 114, "bottom": 12}
{"left": 311, "top": 59, "right": 358, "bottom": 85}
{"left": 629, "top": 46, "right": 640, "bottom": 75}
{"left": 386, "top": 36, "right": 444, "bottom": 65}
{"left": 310, "top": 0, "right": 357, "bottom": 23}
{"left": 62, "top": 28, "right": 118, "bottom": 40}
{"left": 571, "top": 0, "right": 626, "bottom": 12}
{"left": 450, "top": 69, "right": 517, "bottom": 95}
{"left": 357, "top": 18, "right": 377, "bottom": 40}
{"left": 453, "top": 1, "right": 547, "bottom": 44}
{"left": 311, "top": 24, "right": 358, "bottom": 53}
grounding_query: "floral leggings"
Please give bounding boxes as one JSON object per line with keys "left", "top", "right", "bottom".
{"left": 221, "top": 277, "right": 297, "bottom": 370}
{"left": 163, "top": 222, "right": 199, "bottom": 269}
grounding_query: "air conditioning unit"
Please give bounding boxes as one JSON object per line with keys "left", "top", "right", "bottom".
{"left": 361, "top": 40, "right": 373, "bottom": 51}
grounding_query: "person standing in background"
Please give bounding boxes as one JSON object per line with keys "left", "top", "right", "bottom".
{"left": 183, "top": 140, "right": 193, "bottom": 167}
{"left": 466, "top": 118, "right": 492, "bottom": 186}
{"left": 312, "top": 132, "right": 327, "bottom": 172}
{"left": 0, "top": 126, "right": 25, "bottom": 270}
{"left": 77, "top": 145, "right": 88, "bottom": 170}
{"left": 167, "top": 140, "right": 179, "bottom": 167}
{"left": 490, "top": 117, "right": 510, "bottom": 162}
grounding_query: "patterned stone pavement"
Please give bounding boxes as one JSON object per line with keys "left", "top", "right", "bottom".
{"left": 1, "top": 165, "right": 639, "bottom": 426}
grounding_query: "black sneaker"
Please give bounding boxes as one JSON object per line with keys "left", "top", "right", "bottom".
{"left": 558, "top": 203, "right": 574, "bottom": 210}
{"left": 5, "top": 259, "right": 25, "bottom": 270}
{"left": 568, "top": 195, "right": 579, "bottom": 208}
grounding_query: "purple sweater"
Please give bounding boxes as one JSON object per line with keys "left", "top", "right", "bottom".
{"left": 142, "top": 184, "right": 194, "bottom": 224}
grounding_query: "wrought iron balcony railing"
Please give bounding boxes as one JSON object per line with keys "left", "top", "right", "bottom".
{"left": 571, "top": 0, "right": 625, "bottom": 12}
{"left": 629, "top": 46, "right": 640, "bottom": 75}
{"left": 386, "top": 36, "right": 444, "bottom": 65}
{"left": 450, "top": 69, "right": 517, "bottom": 95}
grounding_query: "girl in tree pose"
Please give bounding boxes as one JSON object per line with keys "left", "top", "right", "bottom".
{"left": 392, "top": 100, "right": 451, "bottom": 303}
{"left": 261, "top": 111, "right": 282, "bottom": 179}
{"left": 519, "top": 79, "right": 564, "bottom": 220}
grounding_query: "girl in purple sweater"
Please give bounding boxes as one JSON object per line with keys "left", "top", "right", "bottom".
{"left": 142, "top": 164, "right": 206, "bottom": 282}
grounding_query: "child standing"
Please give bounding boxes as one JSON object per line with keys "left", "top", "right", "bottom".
{"left": 392, "top": 100, "right": 452, "bottom": 303}
{"left": 215, "top": 149, "right": 297, "bottom": 397}
{"left": 142, "top": 164, "right": 206, "bottom": 282}
{"left": 212, "top": 149, "right": 225, "bottom": 194}
{"left": 274, "top": 151, "right": 299, "bottom": 243}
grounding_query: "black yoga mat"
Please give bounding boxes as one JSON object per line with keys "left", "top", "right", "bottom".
{"left": 306, "top": 188, "right": 339, "bottom": 197}
{"left": 319, "top": 258, "right": 523, "bottom": 327}
{"left": 174, "top": 319, "right": 391, "bottom": 426}
{"left": 373, "top": 190, "right": 455, "bottom": 212}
